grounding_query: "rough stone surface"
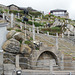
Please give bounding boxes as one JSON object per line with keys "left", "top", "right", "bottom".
{"left": 2, "top": 38, "right": 20, "bottom": 53}
{"left": 14, "top": 32, "right": 25, "bottom": 42}
{"left": 6, "top": 30, "right": 16, "bottom": 39}
{"left": 4, "top": 64, "right": 15, "bottom": 75}
{"left": 20, "top": 44, "right": 31, "bottom": 54}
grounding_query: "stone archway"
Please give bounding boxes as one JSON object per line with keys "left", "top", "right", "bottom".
{"left": 36, "top": 51, "right": 58, "bottom": 69}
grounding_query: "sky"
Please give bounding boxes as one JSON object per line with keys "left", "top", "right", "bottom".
{"left": 0, "top": 0, "right": 75, "bottom": 20}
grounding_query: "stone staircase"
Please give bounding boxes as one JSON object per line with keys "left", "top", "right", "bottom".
{"left": 36, "top": 34, "right": 75, "bottom": 56}
{"left": 27, "top": 31, "right": 75, "bottom": 57}
{"left": 22, "top": 70, "right": 75, "bottom": 75}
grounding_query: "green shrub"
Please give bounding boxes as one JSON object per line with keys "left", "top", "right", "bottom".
{"left": 30, "top": 37, "right": 33, "bottom": 40}
{"left": 19, "top": 40, "right": 22, "bottom": 44}
{"left": 15, "top": 24, "right": 20, "bottom": 28}
{"left": 29, "top": 11, "right": 42, "bottom": 17}
{"left": 15, "top": 29, "right": 21, "bottom": 32}
{"left": 0, "top": 9, "right": 4, "bottom": 13}
{"left": 16, "top": 18, "right": 22, "bottom": 22}
{"left": 27, "top": 21, "right": 43, "bottom": 27}
{"left": 25, "top": 41, "right": 31, "bottom": 45}
{"left": 9, "top": 10, "right": 19, "bottom": 14}
{"left": 7, "top": 28, "right": 13, "bottom": 31}
{"left": 41, "top": 27, "right": 62, "bottom": 35}
{"left": 27, "top": 21, "right": 32, "bottom": 25}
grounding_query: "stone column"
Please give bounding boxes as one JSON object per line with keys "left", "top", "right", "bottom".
{"left": 38, "top": 15, "right": 39, "bottom": 18}
{"left": 74, "top": 29, "right": 75, "bottom": 38}
{"left": 11, "top": 13, "right": 14, "bottom": 28}
{"left": 33, "top": 23, "right": 35, "bottom": 41}
{"left": 37, "top": 27, "right": 39, "bottom": 34}
{"left": 25, "top": 22, "right": 27, "bottom": 41}
{"left": 16, "top": 55, "right": 21, "bottom": 70}
{"left": 20, "top": 22, "right": 22, "bottom": 30}
{"left": 68, "top": 30, "right": 70, "bottom": 37}
{"left": 0, "top": 50, "right": 3, "bottom": 75}
{"left": 62, "top": 33, "right": 64, "bottom": 38}
{"left": 29, "top": 28, "right": 31, "bottom": 32}
{"left": 56, "top": 33, "right": 58, "bottom": 50}
{"left": 41, "top": 15, "right": 42, "bottom": 20}
{"left": 49, "top": 60, "right": 53, "bottom": 74}
{"left": 47, "top": 32, "right": 49, "bottom": 36}
{"left": 60, "top": 54, "right": 64, "bottom": 70}
{"left": 0, "top": 50, "right": 3, "bottom": 65}
{"left": 3, "top": 13, "right": 5, "bottom": 21}
{"left": 18, "top": 13, "right": 20, "bottom": 19}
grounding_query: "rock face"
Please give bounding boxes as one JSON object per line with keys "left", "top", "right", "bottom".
{"left": 20, "top": 44, "right": 31, "bottom": 54}
{"left": 14, "top": 32, "right": 25, "bottom": 42}
{"left": 2, "top": 38, "right": 20, "bottom": 53}
{"left": 6, "top": 30, "right": 16, "bottom": 39}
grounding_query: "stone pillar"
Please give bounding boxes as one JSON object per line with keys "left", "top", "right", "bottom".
{"left": 25, "top": 22, "right": 26, "bottom": 41}
{"left": 11, "top": 13, "right": 14, "bottom": 28}
{"left": 68, "top": 30, "right": 70, "bottom": 37}
{"left": 18, "top": 13, "right": 20, "bottom": 19}
{"left": 56, "top": 33, "right": 58, "bottom": 50}
{"left": 33, "top": 23, "right": 35, "bottom": 41}
{"left": 38, "top": 15, "right": 39, "bottom": 18}
{"left": 47, "top": 32, "right": 49, "bottom": 36}
{"left": 41, "top": 15, "right": 42, "bottom": 20}
{"left": 49, "top": 60, "right": 53, "bottom": 74}
{"left": 48, "top": 17, "right": 50, "bottom": 21}
{"left": 29, "top": 28, "right": 31, "bottom": 32}
{"left": 62, "top": 33, "right": 64, "bottom": 38}
{"left": 0, "top": 50, "right": 3, "bottom": 75}
{"left": 16, "top": 55, "right": 21, "bottom": 70}
{"left": 3, "top": 13, "right": 5, "bottom": 21}
{"left": 20, "top": 22, "right": 22, "bottom": 30}
{"left": 74, "top": 29, "right": 75, "bottom": 38}
{"left": 37, "top": 27, "right": 39, "bottom": 34}
{"left": 0, "top": 50, "right": 3, "bottom": 65}
{"left": 60, "top": 53, "right": 64, "bottom": 70}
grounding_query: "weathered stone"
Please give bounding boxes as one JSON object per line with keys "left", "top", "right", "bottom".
{"left": 13, "top": 27, "right": 20, "bottom": 30}
{"left": 14, "top": 32, "right": 25, "bottom": 42}
{"left": 20, "top": 44, "right": 31, "bottom": 54}
{"left": 4, "top": 64, "right": 15, "bottom": 75}
{"left": 2, "top": 38, "right": 20, "bottom": 53}
{"left": 6, "top": 30, "right": 16, "bottom": 39}
{"left": 27, "top": 35, "right": 31, "bottom": 40}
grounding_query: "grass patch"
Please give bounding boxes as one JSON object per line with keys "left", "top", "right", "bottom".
{"left": 16, "top": 18, "right": 22, "bottom": 22}
{"left": 7, "top": 28, "right": 13, "bottom": 31}
{"left": 25, "top": 41, "right": 31, "bottom": 45}
{"left": 27, "top": 21, "right": 43, "bottom": 27}
{"left": 15, "top": 29, "right": 21, "bottom": 32}
{"left": 30, "top": 37, "right": 33, "bottom": 40}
